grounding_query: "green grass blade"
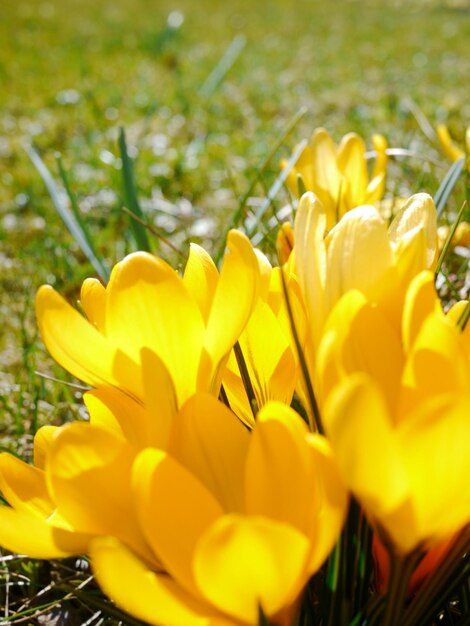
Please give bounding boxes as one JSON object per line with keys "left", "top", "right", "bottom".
{"left": 199, "top": 34, "right": 246, "bottom": 97}
{"left": 118, "top": 127, "right": 152, "bottom": 252}
{"left": 214, "top": 106, "right": 307, "bottom": 263}
{"left": 435, "top": 200, "right": 467, "bottom": 276}
{"left": 27, "top": 145, "right": 110, "bottom": 281}
{"left": 434, "top": 156, "right": 465, "bottom": 218}
{"left": 247, "top": 139, "right": 307, "bottom": 241}
{"left": 401, "top": 97, "right": 438, "bottom": 144}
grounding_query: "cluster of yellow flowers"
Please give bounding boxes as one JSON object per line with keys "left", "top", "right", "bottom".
{"left": 1, "top": 128, "right": 469, "bottom": 626}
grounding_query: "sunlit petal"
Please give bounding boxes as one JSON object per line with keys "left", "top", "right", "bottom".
{"left": 324, "top": 374, "right": 410, "bottom": 516}
{"left": 183, "top": 244, "right": 219, "bottom": 324}
{"left": 0, "top": 453, "right": 54, "bottom": 519}
{"left": 80, "top": 277, "right": 107, "bottom": 332}
{"left": 133, "top": 448, "right": 223, "bottom": 595}
{"left": 36, "top": 285, "right": 142, "bottom": 398}
{"left": 203, "top": 230, "right": 259, "bottom": 382}
{"left": 0, "top": 506, "right": 90, "bottom": 559}
{"left": 91, "top": 536, "right": 214, "bottom": 626}
{"left": 106, "top": 252, "right": 205, "bottom": 404}
{"left": 168, "top": 393, "right": 249, "bottom": 512}
{"left": 194, "top": 514, "right": 310, "bottom": 624}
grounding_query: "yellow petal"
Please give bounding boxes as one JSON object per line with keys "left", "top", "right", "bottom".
{"left": 36, "top": 285, "right": 142, "bottom": 398}
{"left": 0, "top": 506, "right": 90, "bottom": 559}
{"left": 33, "top": 425, "right": 59, "bottom": 470}
{"left": 202, "top": 230, "right": 259, "bottom": 388}
{"left": 402, "top": 271, "right": 441, "bottom": 353}
{"left": 80, "top": 277, "right": 107, "bottom": 332}
{"left": 437, "top": 124, "right": 465, "bottom": 162}
{"left": 325, "top": 205, "right": 393, "bottom": 312}
{"left": 316, "top": 290, "right": 404, "bottom": 413}
{"left": 106, "top": 252, "right": 205, "bottom": 405}
{"left": 140, "top": 347, "right": 178, "bottom": 447}
{"left": 132, "top": 448, "right": 224, "bottom": 596}
{"left": 304, "top": 435, "right": 348, "bottom": 573}
{"left": 183, "top": 244, "right": 219, "bottom": 324}
{"left": 223, "top": 301, "right": 297, "bottom": 427}
{"left": 370, "top": 134, "right": 388, "bottom": 186}
{"left": 324, "top": 375, "right": 410, "bottom": 516}
{"left": 310, "top": 128, "right": 341, "bottom": 217}
{"left": 276, "top": 222, "right": 295, "bottom": 265}
{"left": 91, "top": 536, "right": 214, "bottom": 626}
{"left": 0, "top": 453, "right": 54, "bottom": 519}
{"left": 388, "top": 193, "right": 437, "bottom": 268}
{"left": 84, "top": 387, "right": 154, "bottom": 448}
{"left": 399, "top": 395, "right": 470, "bottom": 547}
{"left": 245, "top": 402, "right": 317, "bottom": 536}
{"left": 46, "top": 422, "right": 149, "bottom": 559}
{"left": 194, "top": 514, "right": 310, "bottom": 624}
{"left": 400, "top": 312, "right": 470, "bottom": 416}
{"left": 168, "top": 393, "right": 249, "bottom": 512}
{"left": 294, "top": 192, "right": 327, "bottom": 347}
{"left": 337, "top": 133, "right": 368, "bottom": 208}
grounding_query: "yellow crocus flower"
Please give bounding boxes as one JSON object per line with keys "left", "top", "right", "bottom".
{"left": 35, "top": 230, "right": 259, "bottom": 409}
{"left": 280, "top": 128, "right": 388, "bottom": 229}
{"left": 436, "top": 123, "right": 470, "bottom": 166}
{"left": 294, "top": 190, "right": 437, "bottom": 353}
{"left": 88, "top": 394, "right": 348, "bottom": 626}
{"left": 0, "top": 387, "right": 162, "bottom": 559}
{"left": 319, "top": 272, "right": 470, "bottom": 554}
{"left": 0, "top": 390, "right": 348, "bottom": 624}
{"left": 222, "top": 251, "right": 298, "bottom": 429}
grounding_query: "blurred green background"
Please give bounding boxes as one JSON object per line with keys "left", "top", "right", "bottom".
{"left": 0, "top": 0, "right": 469, "bottom": 441}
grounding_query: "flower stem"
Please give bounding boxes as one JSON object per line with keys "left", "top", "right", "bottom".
{"left": 380, "top": 549, "right": 423, "bottom": 626}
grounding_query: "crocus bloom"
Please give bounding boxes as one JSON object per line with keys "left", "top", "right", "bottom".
{"left": 321, "top": 272, "right": 470, "bottom": 554}
{"left": 436, "top": 123, "right": 470, "bottom": 167}
{"left": 289, "top": 191, "right": 437, "bottom": 423}
{"left": 36, "top": 230, "right": 259, "bottom": 410}
{"left": 90, "top": 394, "right": 348, "bottom": 626}
{"left": 222, "top": 251, "right": 298, "bottom": 429}
{"left": 293, "top": 190, "right": 437, "bottom": 353}
{"left": 0, "top": 386, "right": 165, "bottom": 559}
{"left": 280, "top": 128, "right": 388, "bottom": 229}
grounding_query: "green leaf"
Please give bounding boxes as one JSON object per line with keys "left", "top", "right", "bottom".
{"left": 27, "top": 145, "right": 110, "bottom": 281}
{"left": 214, "top": 106, "right": 306, "bottom": 264}
{"left": 434, "top": 156, "right": 465, "bottom": 218}
{"left": 247, "top": 139, "right": 307, "bottom": 242}
{"left": 199, "top": 34, "right": 246, "bottom": 97}
{"left": 118, "top": 126, "right": 152, "bottom": 252}
{"left": 434, "top": 200, "right": 467, "bottom": 276}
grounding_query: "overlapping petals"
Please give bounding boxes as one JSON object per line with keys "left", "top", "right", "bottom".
{"left": 90, "top": 395, "right": 348, "bottom": 626}
{"left": 280, "top": 128, "right": 388, "bottom": 228}
{"left": 36, "top": 230, "right": 259, "bottom": 408}
{"left": 320, "top": 272, "right": 470, "bottom": 554}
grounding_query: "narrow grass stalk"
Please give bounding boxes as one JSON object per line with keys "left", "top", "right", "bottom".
{"left": 402, "top": 528, "right": 470, "bottom": 626}
{"left": 414, "top": 558, "right": 470, "bottom": 626}
{"left": 401, "top": 97, "right": 438, "bottom": 144}
{"left": 246, "top": 139, "right": 307, "bottom": 240}
{"left": 27, "top": 145, "right": 109, "bottom": 281}
{"left": 435, "top": 200, "right": 467, "bottom": 275}
{"left": 216, "top": 106, "right": 307, "bottom": 263}
{"left": 199, "top": 34, "right": 246, "bottom": 97}
{"left": 434, "top": 156, "right": 466, "bottom": 218}
{"left": 233, "top": 342, "right": 259, "bottom": 419}
{"left": 279, "top": 267, "right": 323, "bottom": 434}
{"left": 118, "top": 127, "right": 151, "bottom": 252}
{"left": 380, "top": 549, "right": 423, "bottom": 626}
{"left": 121, "top": 207, "right": 186, "bottom": 260}
{"left": 457, "top": 299, "right": 470, "bottom": 331}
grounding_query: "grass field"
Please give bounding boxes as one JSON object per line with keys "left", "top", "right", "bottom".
{"left": 1, "top": 0, "right": 470, "bottom": 622}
